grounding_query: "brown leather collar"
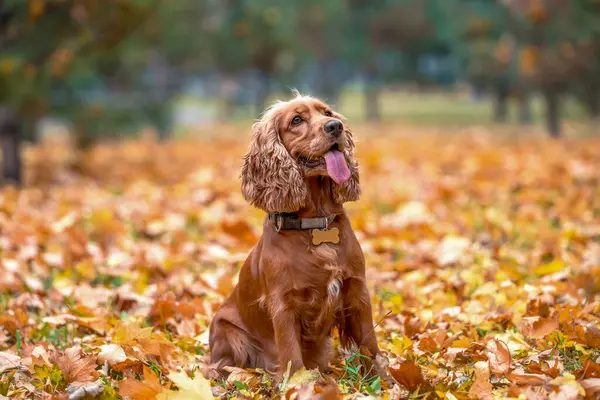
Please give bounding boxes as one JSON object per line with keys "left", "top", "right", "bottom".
{"left": 268, "top": 212, "right": 337, "bottom": 233}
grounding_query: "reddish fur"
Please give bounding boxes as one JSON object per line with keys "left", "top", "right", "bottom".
{"left": 209, "top": 94, "right": 379, "bottom": 380}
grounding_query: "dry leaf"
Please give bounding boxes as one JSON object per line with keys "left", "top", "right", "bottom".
{"left": 520, "top": 315, "right": 560, "bottom": 339}
{"left": 508, "top": 367, "right": 549, "bottom": 385}
{"left": 157, "top": 371, "right": 213, "bottom": 400}
{"left": 0, "top": 352, "right": 22, "bottom": 373}
{"left": 487, "top": 340, "right": 511, "bottom": 375}
{"left": 581, "top": 378, "right": 600, "bottom": 397}
{"left": 118, "top": 365, "right": 163, "bottom": 400}
{"left": 67, "top": 380, "right": 104, "bottom": 400}
{"left": 389, "top": 360, "right": 425, "bottom": 391}
{"left": 469, "top": 361, "right": 493, "bottom": 399}
{"left": 54, "top": 346, "right": 98, "bottom": 385}
{"left": 2, "top": 127, "right": 600, "bottom": 399}
{"left": 97, "top": 344, "right": 127, "bottom": 367}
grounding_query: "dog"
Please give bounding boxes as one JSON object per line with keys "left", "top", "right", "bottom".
{"left": 209, "top": 92, "right": 379, "bottom": 381}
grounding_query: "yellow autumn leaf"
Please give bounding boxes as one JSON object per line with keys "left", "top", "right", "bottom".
{"left": 533, "top": 259, "right": 566, "bottom": 276}
{"left": 391, "top": 335, "right": 412, "bottom": 355}
{"left": 112, "top": 321, "right": 153, "bottom": 345}
{"left": 157, "top": 371, "right": 214, "bottom": 400}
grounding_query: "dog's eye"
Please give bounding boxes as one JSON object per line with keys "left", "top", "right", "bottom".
{"left": 324, "top": 110, "right": 333, "bottom": 117}
{"left": 291, "top": 115, "right": 303, "bottom": 125}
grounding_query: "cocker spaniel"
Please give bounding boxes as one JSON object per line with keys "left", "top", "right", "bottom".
{"left": 209, "top": 92, "right": 379, "bottom": 381}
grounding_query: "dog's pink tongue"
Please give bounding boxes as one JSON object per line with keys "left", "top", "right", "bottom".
{"left": 324, "top": 149, "right": 351, "bottom": 184}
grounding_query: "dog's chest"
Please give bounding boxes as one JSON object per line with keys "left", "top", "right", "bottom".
{"left": 290, "top": 244, "right": 345, "bottom": 338}
{"left": 292, "top": 281, "right": 343, "bottom": 341}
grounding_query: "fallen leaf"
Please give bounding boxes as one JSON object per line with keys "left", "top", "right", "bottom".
{"left": 389, "top": 360, "right": 425, "bottom": 391}
{"left": 469, "top": 361, "right": 493, "bottom": 399}
{"left": 112, "top": 321, "right": 153, "bottom": 345}
{"left": 157, "top": 371, "right": 213, "bottom": 400}
{"left": 0, "top": 351, "right": 22, "bottom": 373}
{"left": 520, "top": 315, "right": 560, "bottom": 339}
{"left": 508, "top": 367, "right": 549, "bottom": 385}
{"left": 435, "top": 235, "right": 470, "bottom": 266}
{"left": 223, "top": 366, "right": 261, "bottom": 388}
{"left": 533, "top": 259, "right": 565, "bottom": 276}
{"left": 118, "top": 365, "right": 163, "bottom": 400}
{"left": 549, "top": 373, "right": 586, "bottom": 400}
{"left": 581, "top": 378, "right": 600, "bottom": 397}
{"left": 288, "top": 368, "right": 321, "bottom": 385}
{"left": 97, "top": 344, "right": 127, "bottom": 367}
{"left": 487, "top": 340, "right": 511, "bottom": 375}
{"left": 54, "top": 346, "right": 98, "bottom": 385}
{"left": 67, "top": 380, "right": 104, "bottom": 400}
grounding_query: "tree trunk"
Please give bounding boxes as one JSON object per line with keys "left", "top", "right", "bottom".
{"left": 364, "top": 84, "right": 381, "bottom": 122}
{"left": 518, "top": 92, "right": 533, "bottom": 125}
{"left": 254, "top": 72, "right": 269, "bottom": 118}
{"left": 585, "top": 85, "right": 600, "bottom": 122}
{"left": 150, "top": 54, "right": 171, "bottom": 141}
{"left": 493, "top": 85, "right": 509, "bottom": 123}
{"left": 318, "top": 60, "right": 339, "bottom": 105}
{"left": 543, "top": 89, "right": 561, "bottom": 138}
{"left": 0, "top": 107, "right": 22, "bottom": 185}
{"left": 363, "top": 54, "right": 381, "bottom": 121}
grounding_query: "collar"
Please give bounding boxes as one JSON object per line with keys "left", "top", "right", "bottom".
{"left": 268, "top": 212, "right": 337, "bottom": 233}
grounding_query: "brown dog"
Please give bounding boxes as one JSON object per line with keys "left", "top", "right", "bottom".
{"left": 209, "top": 93, "right": 379, "bottom": 380}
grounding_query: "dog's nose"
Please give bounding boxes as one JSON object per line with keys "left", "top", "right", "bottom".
{"left": 324, "top": 120, "right": 344, "bottom": 136}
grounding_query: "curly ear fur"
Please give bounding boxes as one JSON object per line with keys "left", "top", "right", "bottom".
{"left": 332, "top": 125, "right": 361, "bottom": 204}
{"left": 240, "top": 107, "right": 308, "bottom": 212}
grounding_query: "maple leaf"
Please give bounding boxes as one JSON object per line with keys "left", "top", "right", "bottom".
{"left": 157, "top": 371, "right": 214, "bottom": 400}
{"left": 469, "top": 361, "right": 493, "bottom": 400}
{"left": 112, "top": 321, "right": 154, "bottom": 345}
{"left": 118, "top": 365, "right": 163, "bottom": 400}
{"left": 54, "top": 346, "right": 98, "bottom": 385}
{"left": 389, "top": 360, "right": 425, "bottom": 392}
{"left": 487, "top": 340, "right": 511, "bottom": 375}
{"left": 520, "top": 315, "right": 560, "bottom": 339}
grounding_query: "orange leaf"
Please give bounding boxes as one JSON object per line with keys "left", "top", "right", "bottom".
{"left": 469, "top": 361, "right": 493, "bottom": 400}
{"left": 54, "top": 346, "right": 98, "bottom": 385}
{"left": 418, "top": 337, "right": 437, "bottom": 353}
{"left": 118, "top": 365, "right": 163, "bottom": 400}
{"left": 389, "top": 360, "right": 425, "bottom": 391}
{"left": 508, "top": 367, "right": 549, "bottom": 385}
{"left": 520, "top": 315, "right": 559, "bottom": 339}
{"left": 487, "top": 340, "right": 511, "bottom": 375}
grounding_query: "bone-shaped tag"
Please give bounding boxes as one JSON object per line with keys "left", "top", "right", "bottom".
{"left": 312, "top": 227, "right": 340, "bottom": 245}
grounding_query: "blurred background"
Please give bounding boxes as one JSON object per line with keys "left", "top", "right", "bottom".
{"left": 0, "top": 0, "right": 599, "bottom": 185}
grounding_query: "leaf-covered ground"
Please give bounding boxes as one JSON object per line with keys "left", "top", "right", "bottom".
{"left": 1, "top": 127, "right": 600, "bottom": 399}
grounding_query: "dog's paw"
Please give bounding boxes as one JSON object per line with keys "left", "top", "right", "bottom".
{"left": 374, "top": 352, "right": 394, "bottom": 384}
{"left": 205, "top": 366, "right": 225, "bottom": 381}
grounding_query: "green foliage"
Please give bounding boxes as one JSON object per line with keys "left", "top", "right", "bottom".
{"left": 339, "top": 352, "right": 381, "bottom": 395}
{"left": 1, "top": 0, "right": 599, "bottom": 142}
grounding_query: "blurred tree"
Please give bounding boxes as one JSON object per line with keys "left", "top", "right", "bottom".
{"left": 501, "top": 0, "right": 600, "bottom": 136}
{"left": 0, "top": 0, "right": 157, "bottom": 183}
{"left": 295, "top": 0, "right": 349, "bottom": 104}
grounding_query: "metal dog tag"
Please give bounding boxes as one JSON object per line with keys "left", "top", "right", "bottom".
{"left": 312, "top": 227, "right": 340, "bottom": 245}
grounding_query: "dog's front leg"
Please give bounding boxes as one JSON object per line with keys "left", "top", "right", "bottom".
{"left": 272, "top": 307, "right": 303, "bottom": 378}
{"left": 341, "top": 278, "right": 380, "bottom": 357}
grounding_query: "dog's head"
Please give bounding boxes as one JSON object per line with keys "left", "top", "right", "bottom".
{"left": 241, "top": 92, "right": 360, "bottom": 212}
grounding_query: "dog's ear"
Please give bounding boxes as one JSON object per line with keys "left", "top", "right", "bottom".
{"left": 240, "top": 110, "right": 308, "bottom": 212}
{"left": 332, "top": 120, "right": 361, "bottom": 204}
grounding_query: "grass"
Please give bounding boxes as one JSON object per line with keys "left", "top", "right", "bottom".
{"left": 336, "top": 88, "right": 588, "bottom": 126}
{"left": 173, "top": 87, "right": 591, "bottom": 136}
